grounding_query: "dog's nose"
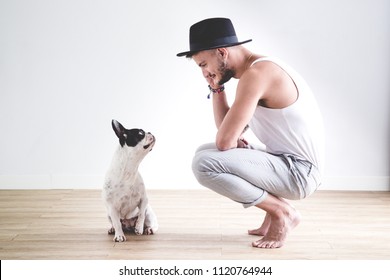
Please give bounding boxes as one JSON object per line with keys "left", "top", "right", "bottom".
{"left": 146, "top": 133, "right": 155, "bottom": 141}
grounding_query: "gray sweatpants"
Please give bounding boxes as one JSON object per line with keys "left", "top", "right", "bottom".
{"left": 192, "top": 143, "right": 321, "bottom": 208}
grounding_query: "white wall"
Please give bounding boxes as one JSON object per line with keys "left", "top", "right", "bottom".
{"left": 0, "top": 0, "right": 389, "bottom": 190}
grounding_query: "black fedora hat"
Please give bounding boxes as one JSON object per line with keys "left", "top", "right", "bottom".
{"left": 177, "top": 17, "right": 252, "bottom": 57}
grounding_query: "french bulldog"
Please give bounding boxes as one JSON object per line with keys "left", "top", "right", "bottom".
{"left": 102, "top": 119, "right": 158, "bottom": 242}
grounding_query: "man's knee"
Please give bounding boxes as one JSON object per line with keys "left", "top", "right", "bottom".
{"left": 192, "top": 150, "right": 219, "bottom": 185}
{"left": 192, "top": 152, "right": 207, "bottom": 182}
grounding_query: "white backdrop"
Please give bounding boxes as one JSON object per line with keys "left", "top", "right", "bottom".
{"left": 1, "top": 0, "right": 389, "bottom": 190}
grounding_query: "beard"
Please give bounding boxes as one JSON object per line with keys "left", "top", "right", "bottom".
{"left": 217, "top": 60, "right": 235, "bottom": 86}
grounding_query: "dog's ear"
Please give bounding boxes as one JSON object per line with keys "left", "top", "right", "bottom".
{"left": 112, "top": 119, "right": 126, "bottom": 146}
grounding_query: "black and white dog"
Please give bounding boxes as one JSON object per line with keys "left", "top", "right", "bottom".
{"left": 102, "top": 119, "right": 158, "bottom": 242}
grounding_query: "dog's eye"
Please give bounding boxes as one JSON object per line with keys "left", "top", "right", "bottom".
{"left": 138, "top": 130, "right": 145, "bottom": 136}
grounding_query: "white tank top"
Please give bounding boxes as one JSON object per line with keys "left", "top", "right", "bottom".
{"left": 248, "top": 57, "right": 325, "bottom": 173}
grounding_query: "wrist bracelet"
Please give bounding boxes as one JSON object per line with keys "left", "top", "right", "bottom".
{"left": 207, "top": 85, "right": 225, "bottom": 99}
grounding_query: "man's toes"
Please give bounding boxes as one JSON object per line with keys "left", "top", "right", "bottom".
{"left": 248, "top": 229, "right": 266, "bottom": 236}
{"left": 252, "top": 238, "right": 282, "bottom": 249}
{"left": 252, "top": 240, "right": 262, "bottom": 247}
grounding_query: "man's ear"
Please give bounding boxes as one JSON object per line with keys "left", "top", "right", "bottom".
{"left": 217, "top": 48, "right": 228, "bottom": 59}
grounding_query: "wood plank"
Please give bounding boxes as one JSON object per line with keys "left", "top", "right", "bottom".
{"left": 0, "top": 189, "right": 389, "bottom": 259}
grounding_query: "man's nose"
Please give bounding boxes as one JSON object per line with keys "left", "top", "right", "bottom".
{"left": 202, "top": 68, "right": 210, "bottom": 78}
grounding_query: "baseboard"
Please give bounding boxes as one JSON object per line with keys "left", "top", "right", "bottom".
{"left": 0, "top": 174, "right": 389, "bottom": 191}
{"left": 0, "top": 174, "right": 104, "bottom": 190}
{"left": 321, "top": 176, "right": 390, "bottom": 191}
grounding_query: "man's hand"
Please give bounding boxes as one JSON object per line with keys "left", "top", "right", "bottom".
{"left": 205, "top": 73, "right": 220, "bottom": 90}
{"left": 237, "top": 138, "right": 249, "bottom": 148}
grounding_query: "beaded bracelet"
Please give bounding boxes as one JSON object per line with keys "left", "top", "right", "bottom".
{"left": 207, "top": 84, "right": 225, "bottom": 99}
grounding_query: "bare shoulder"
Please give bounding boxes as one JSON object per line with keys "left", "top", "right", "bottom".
{"left": 236, "top": 60, "right": 275, "bottom": 100}
{"left": 244, "top": 59, "right": 285, "bottom": 84}
{"left": 238, "top": 59, "right": 298, "bottom": 108}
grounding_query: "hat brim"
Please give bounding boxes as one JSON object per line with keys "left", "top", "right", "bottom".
{"left": 176, "top": 39, "right": 252, "bottom": 57}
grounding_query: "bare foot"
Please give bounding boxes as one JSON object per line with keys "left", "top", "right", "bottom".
{"left": 248, "top": 213, "right": 271, "bottom": 236}
{"left": 252, "top": 208, "right": 301, "bottom": 249}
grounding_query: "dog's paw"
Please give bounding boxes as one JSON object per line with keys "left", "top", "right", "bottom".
{"left": 108, "top": 227, "right": 115, "bottom": 235}
{"left": 144, "top": 227, "right": 154, "bottom": 235}
{"left": 134, "top": 227, "right": 143, "bottom": 235}
{"left": 114, "top": 234, "right": 126, "bottom": 242}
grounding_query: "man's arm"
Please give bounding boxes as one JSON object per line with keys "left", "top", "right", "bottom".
{"left": 215, "top": 69, "right": 265, "bottom": 151}
{"left": 212, "top": 90, "right": 229, "bottom": 129}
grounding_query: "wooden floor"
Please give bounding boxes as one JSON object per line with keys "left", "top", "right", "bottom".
{"left": 0, "top": 189, "right": 390, "bottom": 260}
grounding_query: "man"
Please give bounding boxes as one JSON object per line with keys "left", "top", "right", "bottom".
{"left": 177, "top": 18, "right": 324, "bottom": 249}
